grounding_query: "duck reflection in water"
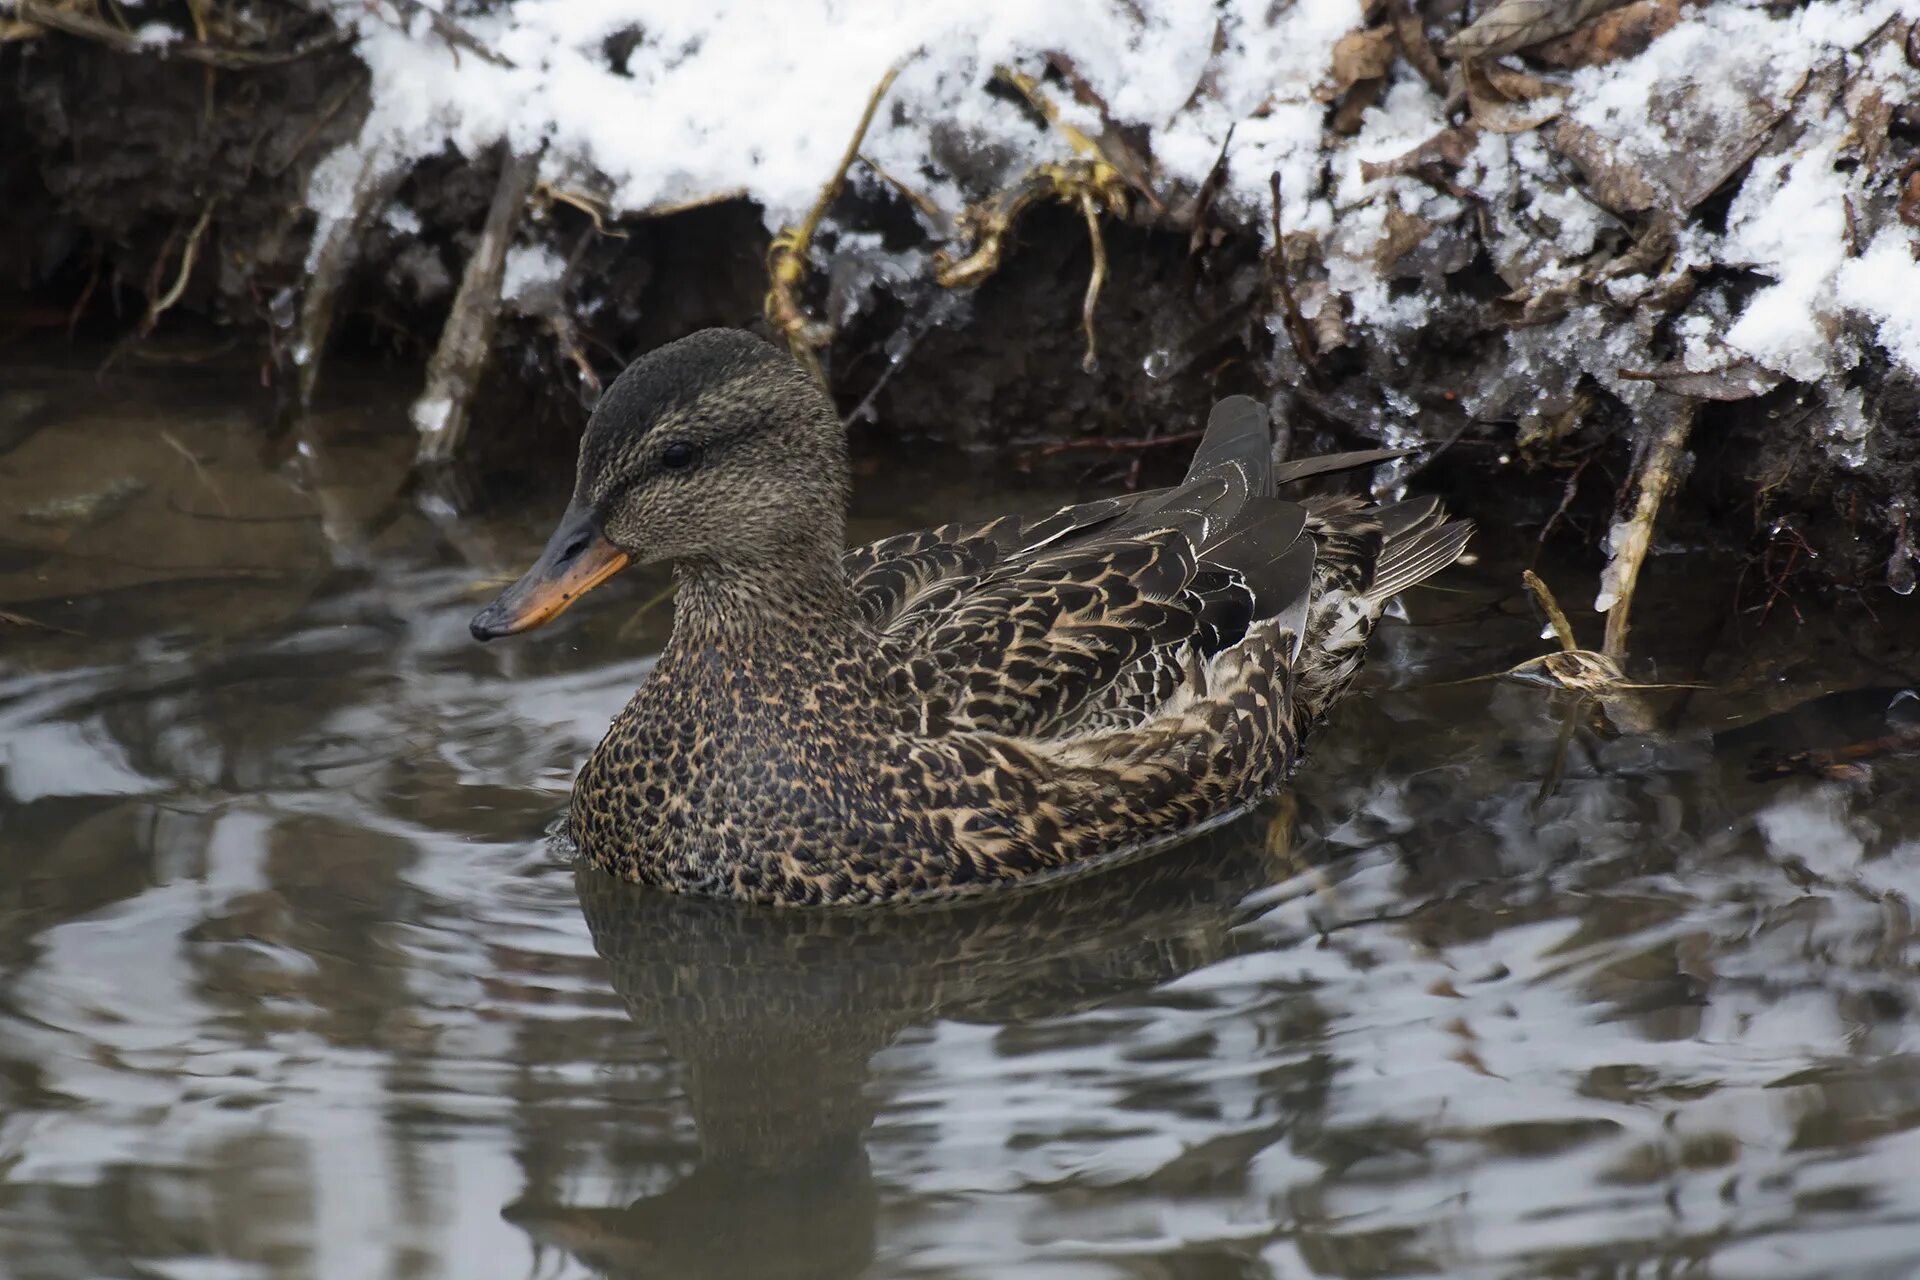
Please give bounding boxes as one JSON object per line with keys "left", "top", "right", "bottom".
{"left": 503, "top": 808, "right": 1302, "bottom": 1278}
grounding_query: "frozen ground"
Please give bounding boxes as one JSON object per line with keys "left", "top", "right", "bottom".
{"left": 315, "top": 0, "right": 1920, "bottom": 424}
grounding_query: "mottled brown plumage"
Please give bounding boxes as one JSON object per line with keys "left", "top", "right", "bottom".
{"left": 472, "top": 328, "right": 1471, "bottom": 906}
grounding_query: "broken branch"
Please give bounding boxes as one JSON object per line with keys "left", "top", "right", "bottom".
{"left": 1600, "top": 396, "right": 1696, "bottom": 663}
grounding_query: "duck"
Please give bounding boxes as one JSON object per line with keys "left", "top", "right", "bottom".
{"left": 471, "top": 328, "right": 1470, "bottom": 907}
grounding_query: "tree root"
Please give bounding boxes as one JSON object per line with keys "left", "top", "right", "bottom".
{"left": 932, "top": 160, "right": 1127, "bottom": 372}
{"left": 932, "top": 66, "right": 1131, "bottom": 372}
{"left": 296, "top": 148, "right": 406, "bottom": 410}
{"left": 765, "top": 66, "right": 898, "bottom": 385}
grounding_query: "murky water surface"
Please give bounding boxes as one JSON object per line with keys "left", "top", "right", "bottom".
{"left": 3, "top": 361, "right": 1920, "bottom": 1279}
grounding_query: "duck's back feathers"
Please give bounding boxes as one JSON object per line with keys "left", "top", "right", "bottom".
{"left": 839, "top": 400, "right": 1463, "bottom": 751}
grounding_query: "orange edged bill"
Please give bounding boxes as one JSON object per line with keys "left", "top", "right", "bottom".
{"left": 470, "top": 504, "right": 630, "bottom": 640}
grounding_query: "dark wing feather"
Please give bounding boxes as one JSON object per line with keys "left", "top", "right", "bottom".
{"left": 841, "top": 399, "right": 1444, "bottom": 747}
{"left": 869, "top": 399, "right": 1331, "bottom": 739}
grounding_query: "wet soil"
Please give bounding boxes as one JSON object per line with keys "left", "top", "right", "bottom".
{"left": 3, "top": 359, "right": 1920, "bottom": 1278}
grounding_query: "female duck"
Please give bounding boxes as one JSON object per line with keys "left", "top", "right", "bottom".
{"left": 472, "top": 329, "right": 1469, "bottom": 906}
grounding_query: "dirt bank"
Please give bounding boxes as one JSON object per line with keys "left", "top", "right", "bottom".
{"left": 4, "top": 2, "right": 1918, "bottom": 627}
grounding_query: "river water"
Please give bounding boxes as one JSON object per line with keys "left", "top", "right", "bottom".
{"left": 2, "top": 357, "right": 1919, "bottom": 1279}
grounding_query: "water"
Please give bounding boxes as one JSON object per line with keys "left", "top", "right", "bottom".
{"left": 4, "top": 359, "right": 1920, "bottom": 1279}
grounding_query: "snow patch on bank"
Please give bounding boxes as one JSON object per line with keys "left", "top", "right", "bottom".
{"left": 312, "top": 0, "right": 1920, "bottom": 411}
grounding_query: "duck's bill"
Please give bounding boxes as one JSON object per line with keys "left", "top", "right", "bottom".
{"left": 470, "top": 507, "right": 630, "bottom": 641}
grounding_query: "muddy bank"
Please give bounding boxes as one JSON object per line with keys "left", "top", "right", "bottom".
{"left": 3, "top": 2, "right": 1919, "bottom": 618}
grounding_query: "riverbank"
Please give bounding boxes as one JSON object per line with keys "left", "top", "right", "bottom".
{"left": 4, "top": 0, "right": 1918, "bottom": 624}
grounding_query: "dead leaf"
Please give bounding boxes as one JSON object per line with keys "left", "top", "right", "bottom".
{"left": 1359, "top": 125, "right": 1479, "bottom": 182}
{"left": 1844, "top": 21, "right": 1907, "bottom": 171}
{"left": 1551, "top": 119, "right": 1664, "bottom": 215}
{"left": 1446, "top": 0, "right": 1626, "bottom": 59}
{"left": 1295, "top": 282, "right": 1350, "bottom": 352}
{"left": 1618, "top": 360, "right": 1781, "bottom": 401}
{"left": 1330, "top": 76, "right": 1388, "bottom": 135}
{"left": 1642, "top": 68, "right": 1808, "bottom": 211}
{"left": 1529, "top": 0, "right": 1680, "bottom": 69}
{"left": 1845, "top": 85, "right": 1892, "bottom": 169}
{"left": 1464, "top": 59, "right": 1568, "bottom": 133}
{"left": 1319, "top": 25, "right": 1397, "bottom": 102}
{"left": 1376, "top": 205, "right": 1432, "bottom": 271}
{"left": 1390, "top": 0, "right": 1447, "bottom": 93}
{"left": 1600, "top": 211, "right": 1680, "bottom": 286}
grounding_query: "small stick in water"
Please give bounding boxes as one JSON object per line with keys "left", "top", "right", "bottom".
{"left": 1601, "top": 396, "right": 1696, "bottom": 663}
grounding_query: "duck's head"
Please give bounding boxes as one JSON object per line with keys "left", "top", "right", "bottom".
{"left": 470, "top": 329, "right": 846, "bottom": 641}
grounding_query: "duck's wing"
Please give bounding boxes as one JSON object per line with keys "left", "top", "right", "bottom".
{"left": 840, "top": 494, "right": 1146, "bottom": 630}
{"left": 872, "top": 398, "right": 1361, "bottom": 740}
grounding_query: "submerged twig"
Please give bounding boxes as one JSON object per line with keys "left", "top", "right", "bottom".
{"left": 765, "top": 65, "right": 900, "bottom": 384}
{"left": 1523, "top": 569, "right": 1579, "bottom": 652}
{"left": 0, "top": 609, "right": 81, "bottom": 637}
{"left": 1750, "top": 721, "right": 1920, "bottom": 782}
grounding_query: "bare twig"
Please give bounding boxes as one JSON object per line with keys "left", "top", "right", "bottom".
{"left": 533, "top": 182, "right": 628, "bottom": 238}
{"left": 1268, "top": 171, "right": 1319, "bottom": 383}
{"left": 1522, "top": 570, "right": 1579, "bottom": 652}
{"left": 97, "top": 197, "right": 217, "bottom": 362}
{"left": 1077, "top": 189, "right": 1109, "bottom": 373}
{"left": 1025, "top": 429, "right": 1205, "bottom": 464}
{"left": 1187, "top": 125, "right": 1235, "bottom": 262}
{"left": 296, "top": 148, "right": 406, "bottom": 408}
{"left": 367, "top": 0, "right": 511, "bottom": 68}
{"left": 859, "top": 153, "right": 945, "bottom": 224}
{"left": 414, "top": 149, "right": 541, "bottom": 465}
{"left": 16, "top": 0, "right": 355, "bottom": 67}
{"left": 1601, "top": 397, "right": 1696, "bottom": 663}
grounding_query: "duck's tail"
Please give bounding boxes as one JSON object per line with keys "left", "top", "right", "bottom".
{"left": 1287, "top": 485, "right": 1472, "bottom": 728}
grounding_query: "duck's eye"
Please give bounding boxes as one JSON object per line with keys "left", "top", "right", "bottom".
{"left": 660, "top": 441, "right": 699, "bottom": 471}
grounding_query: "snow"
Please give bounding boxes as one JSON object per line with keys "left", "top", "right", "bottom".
{"left": 501, "top": 243, "right": 565, "bottom": 306}
{"left": 310, "top": 0, "right": 1920, "bottom": 437}
{"left": 1835, "top": 230, "right": 1920, "bottom": 377}
{"left": 1719, "top": 140, "right": 1853, "bottom": 383}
